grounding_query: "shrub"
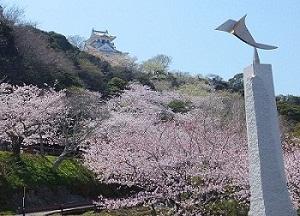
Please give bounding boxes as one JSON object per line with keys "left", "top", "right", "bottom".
{"left": 152, "top": 79, "right": 173, "bottom": 91}
{"left": 0, "top": 21, "right": 23, "bottom": 82}
{"left": 277, "top": 101, "right": 300, "bottom": 122}
{"left": 204, "top": 199, "right": 248, "bottom": 216}
{"left": 228, "top": 73, "right": 244, "bottom": 94}
{"left": 158, "top": 110, "right": 174, "bottom": 122}
{"left": 108, "top": 77, "right": 127, "bottom": 96}
{"left": 168, "top": 99, "right": 190, "bottom": 113}
{"left": 293, "top": 122, "right": 300, "bottom": 138}
{"left": 135, "top": 73, "right": 155, "bottom": 90}
{"left": 47, "top": 31, "right": 76, "bottom": 52}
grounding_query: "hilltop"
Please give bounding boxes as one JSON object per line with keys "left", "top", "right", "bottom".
{"left": 1, "top": 13, "right": 299, "bottom": 134}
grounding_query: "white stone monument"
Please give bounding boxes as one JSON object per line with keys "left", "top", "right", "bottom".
{"left": 216, "top": 15, "right": 296, "bottom": 216}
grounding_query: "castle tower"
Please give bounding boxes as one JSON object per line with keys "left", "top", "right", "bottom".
{"left": 84, "top": 29, "right": 121, "bottom": 54}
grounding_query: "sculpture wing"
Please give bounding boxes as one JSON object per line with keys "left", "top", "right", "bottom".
{"left": 233, "top": 15, "right": 257, "bottom": 45}
{"left": 215, "top": 19, "right": 237, "bottom": 32}
{"left": 233, "top": 15, "right": 277, "bottom": 50}
{"left": 254, "top": 43, "right": 278, "bottom": 50}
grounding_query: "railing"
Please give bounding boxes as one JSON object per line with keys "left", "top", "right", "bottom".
{"left": 17, "top": 201, "right": 97, "bottom": 215}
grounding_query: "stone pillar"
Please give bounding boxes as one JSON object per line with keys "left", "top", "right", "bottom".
{"left": 244, "top": 63, "right": 295, "bottom": 216}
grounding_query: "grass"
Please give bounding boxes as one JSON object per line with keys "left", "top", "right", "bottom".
{"left": 0, "top": 211, "right": 15, "bottom": 216}
{"left": 204, "top": 199, "right": 248, "bottom": 216}
{"left": 82, "top": 207, "right": 154, "bottom": 216}
{"left": 0, "top": 151, "right": 97, "bottom": 191}
{"left": 178, "top": 83, "right": 210, "bottom": 96}
{"left": 0, "top": 151, "right": 99, "bottom": 212}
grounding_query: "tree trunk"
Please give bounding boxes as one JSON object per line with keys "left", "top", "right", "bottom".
{"left": 39, "top": 142, "right": 45, "bottom": 155}
{"left": 52, "top": 151, "right": 67, "bottom": 171}
{"left": 150, "top": 204, "right": 157, "bottom": 216}
{"left": 6, "top": 132, "right": 23, "bottom": 156}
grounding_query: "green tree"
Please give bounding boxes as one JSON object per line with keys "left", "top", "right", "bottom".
{"left": 168, "top": 99, "right": 190, "bottom": 113}
{"left": 140, "top": 54, "right": 172, "bottom": 77}
{"left": 228, "top": 73, "right": 244, "bottom": 94}
{"left": 108, "top": 77, "right": 127, "bottom": 96}
{"left": 207, "top": 74, "right": 228, "bottom": 91}
{"left": 277, "top": 101, "right": 300, "bottom": 122}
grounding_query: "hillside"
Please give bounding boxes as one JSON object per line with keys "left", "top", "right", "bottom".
{"left": 0, "top": 151, "right": 140, "bottom": 214}
{"left": 0, "top": 18, "right": 139, "bottom": 97}
{"left": 0, "top": 151, "right": 97, "bottom": 213}
{"left": 1, "top": 6, "right": 300, "bottom": 215}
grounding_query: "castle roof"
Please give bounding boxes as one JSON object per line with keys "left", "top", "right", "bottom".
{"left": 92, "top": 29, "right": 116, "bottom": 40}
{"left": 85, "top": 28, "right": 123, "bottom": 54}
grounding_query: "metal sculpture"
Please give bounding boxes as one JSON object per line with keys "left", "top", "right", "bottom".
{"left": 216, "top": 16, "right": 296, "bottom": 216}
{"left": 215, "top": 15, "right": 277, "bottom": 51}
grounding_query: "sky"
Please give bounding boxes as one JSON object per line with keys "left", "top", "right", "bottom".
{"left": 1, "top": 0, "right": 300, "bottom": 95}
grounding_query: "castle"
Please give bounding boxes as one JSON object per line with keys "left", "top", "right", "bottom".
{"left": 84, "top": 29, "right": 122, "bottom": 54}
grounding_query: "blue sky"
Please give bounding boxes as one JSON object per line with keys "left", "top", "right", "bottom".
{"left": 2, "top": 0, "right": 300, "bottom": 95}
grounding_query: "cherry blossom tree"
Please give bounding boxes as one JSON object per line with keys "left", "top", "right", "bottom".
{"left": 67, "top": 35, "right": 86, "bottom": 50}
{"left": 51, "top": 88, "right": 108, "bottom": 170}
{"left": 0, "top": 83, "right": 65, "bottom": 155}
{"left": 84, "top": 83, "right": 300, "bottom": 214}
{"left": 285, "top": 147, "right": 300, "bottom": 208}
{"left": 1, "top": 81, "right": 297, "bottom": 213}
{"left": 84, "top": 84, "right": 252, "bottom": 214}
{"left": 0, "top": 84, "right": 107, "bottom": 171}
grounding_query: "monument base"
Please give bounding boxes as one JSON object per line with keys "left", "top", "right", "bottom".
{"left": 244, "top": 63, "right": 295, "bottom": 216}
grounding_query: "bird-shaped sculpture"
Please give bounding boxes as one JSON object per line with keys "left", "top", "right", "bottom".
{"left": 215, "top": 15, "right": 277, "bottom": 50}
